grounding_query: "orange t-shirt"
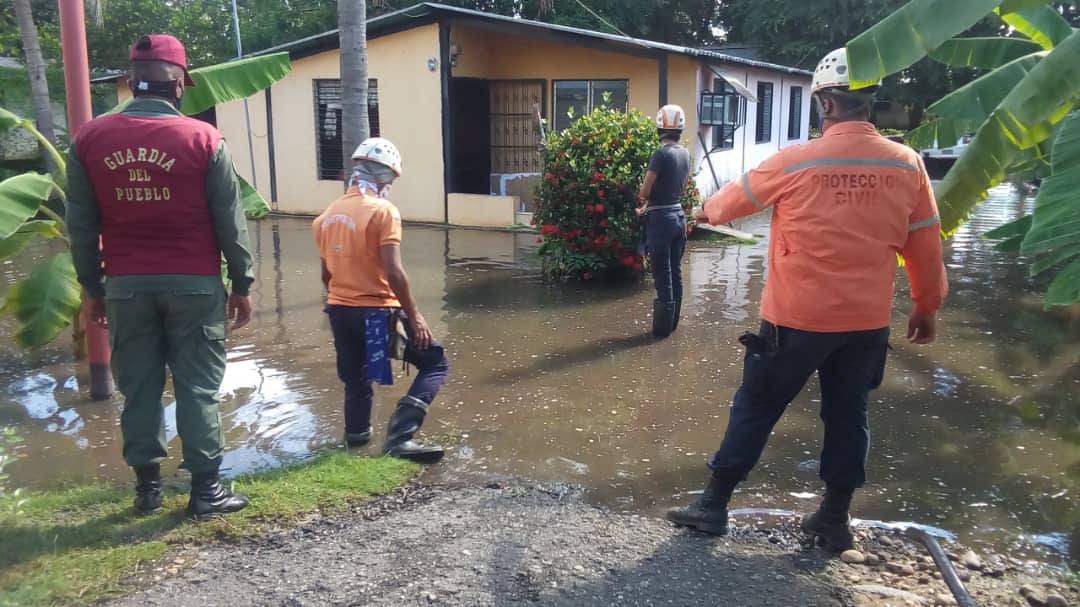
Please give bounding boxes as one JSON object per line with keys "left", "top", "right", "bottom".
{"left": 703, "top": 121, "right": 948, "bottom": 332}
{"left": 313, "top": 186, "right": 402, "bottom": 307}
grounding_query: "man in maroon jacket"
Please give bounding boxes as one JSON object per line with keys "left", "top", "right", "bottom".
{"left": 67, "top": 34, "right": 254, "bottom": 520}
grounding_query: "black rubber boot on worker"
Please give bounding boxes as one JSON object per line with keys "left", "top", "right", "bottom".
{"left": 345, "top": 426, "right": 373, "bottom": 447}
{"left": 801, "top": 487, "right": 855, "bottom": 551}
{"left": 384, "top": 396, "right": 444, "bottom": 464}
{"left": 186, "top": 472, "right": 250, "bottom": 521}
{"left": 672, "top": 294, "right": 683, "bottom": 332}
{"left": 133, "top": 464, "right": 163, "bottom": 515}
{"left": 666, "top": 474, "right": 738, "bottom": 536}
{"left": 652, "top": 299, "right": 676, "bottom": 338}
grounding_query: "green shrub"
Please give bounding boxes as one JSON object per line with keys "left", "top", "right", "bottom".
{"left": 534, "top": 104, "right": 698, "bottom": 281}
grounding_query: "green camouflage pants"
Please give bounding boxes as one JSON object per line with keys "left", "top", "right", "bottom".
{"left": 105, "top": 276, "right": 228, "bottom": 475}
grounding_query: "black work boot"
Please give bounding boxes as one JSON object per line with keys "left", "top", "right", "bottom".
{"left": 652, "top": 299, "right": 676, "bottom": 338}
{"left": 383, "top": 396, "right": 445, "bottom": 464}
{"left": 801, "top": 487, "right": 855, "bottom": 551}
{"left": 133, "top": 464, "right": 163, "bottom": 515}
{"left": 345, "top": 426, "right": 373, "bottom": 447}
{"left": 666, "top": 474, "right": 738, "bottom": 535}
{"left": 672, "top": 294, "right": 683, "bottom": 332}
{"left": 186, "top": 471, "right": 250, "bottom": 521}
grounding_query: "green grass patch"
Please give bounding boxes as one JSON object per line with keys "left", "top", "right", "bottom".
{"left": 0, "top": 453, "right": 419, "bottom": 607}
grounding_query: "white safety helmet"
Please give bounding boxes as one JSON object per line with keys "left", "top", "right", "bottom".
{"left": 351, "top": 137, "right": 402, "bottom": 176}
{"left": 656, "top": 104, "right": 686, "bottom": 130}
{"left": 811, "top": 48, "right": 881, "bottom": 95}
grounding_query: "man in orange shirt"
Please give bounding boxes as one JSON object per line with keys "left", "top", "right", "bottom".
{"left": 667, "top": 49, "right": 948, "bottom": 550}
{"left": 313, "top": 138, "right": 446, "bottom": 463}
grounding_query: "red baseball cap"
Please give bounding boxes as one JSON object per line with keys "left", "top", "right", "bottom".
{"left": 129, "top": 34, "right": 196, "bottom": 86}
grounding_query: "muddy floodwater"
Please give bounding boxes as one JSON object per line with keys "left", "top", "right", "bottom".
{"left": 2, "top": 185, "right": 1078, "bottom": 566}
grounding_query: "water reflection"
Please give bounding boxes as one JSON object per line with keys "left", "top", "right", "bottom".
{"left": 1, "top": 184, "right": 1077, "bottom": 566}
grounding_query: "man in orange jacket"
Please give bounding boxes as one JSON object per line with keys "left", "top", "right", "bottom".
{"left": 667, "top": 48, "right": 948, "bottom": 551}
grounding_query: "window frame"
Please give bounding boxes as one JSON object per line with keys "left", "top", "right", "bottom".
{"left": 701, "top": 78, "right": 745, "bottom": 151}
{"left": 787, "top": 86, "right": 804, "bottom": 140}
{"left": 755, "top": 81, "right": 774, "bottom": 144}
{"left": 552, "top": 79, "right": 629, "bottom": 132}
{"left": 313, "top": 78, "right": 380, "bottom": 182}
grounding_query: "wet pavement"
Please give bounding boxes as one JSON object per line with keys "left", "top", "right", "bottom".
{"left": 1, "top": 184, "right": 1077, "bottom": 566}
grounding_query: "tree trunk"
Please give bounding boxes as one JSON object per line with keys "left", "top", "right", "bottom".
{"left": 13, "top": 0, "right": 58, "bottom": 146}
{"left": 339, "top": 0, "right": 370, "bottom": 184}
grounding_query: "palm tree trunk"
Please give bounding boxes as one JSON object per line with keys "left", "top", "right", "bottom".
{"left": 339, "top": 0, "right": 370, "bottom": 183}
{"left": 13, "top": 0, "right": 58, "bottom": 145}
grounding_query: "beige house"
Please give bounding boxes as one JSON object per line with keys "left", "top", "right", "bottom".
{"left": 108, "top": 3, "right": 812, "bottom": 227}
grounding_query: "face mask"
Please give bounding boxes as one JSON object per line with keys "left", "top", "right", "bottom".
{"left": 378, "top": 184, "right": 393, "bottom": 199}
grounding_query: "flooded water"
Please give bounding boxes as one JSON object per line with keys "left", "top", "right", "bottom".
{"left": 2, "top": 185, "right": 1078, "bottom": 567}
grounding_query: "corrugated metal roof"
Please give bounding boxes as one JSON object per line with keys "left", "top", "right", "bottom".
{"left": 251, "top": 2, "right": 812, "bottom": 77}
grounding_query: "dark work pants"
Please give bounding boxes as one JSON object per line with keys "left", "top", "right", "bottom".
{"left": 708, "top": 322, "right": 890, "bottom": 492}
{"left": 645, "top": 210, "right": 687, "bottom": 304}
{"left": 105, "top": 283, "right": 227, "bottom": 475}
{"left": 325, "top": 305, "right": 449, "bottom": 434}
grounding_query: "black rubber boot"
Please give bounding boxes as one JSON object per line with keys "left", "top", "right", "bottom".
{"left": 652, "top": 299, "right": 676, "bottom": 338}
{"left": 133, "top": 464, "right": 163, "bottom": 515}
{"left": 801, "top": 487, "right": 855, "bottom": 551}
{"left": 186, "top": 472, "right": 250, "bottom": 521}
{"left": 383, "top": 396, "right": 445, "bottom": 464}
{"left": 672, "top": 294, "right": 683, "bottom": 332}
{"left": 345, "top": 426, "right": 373, "bottom": 447}
{"left": 666, "top": 474, "right": 738, "bottom": 535}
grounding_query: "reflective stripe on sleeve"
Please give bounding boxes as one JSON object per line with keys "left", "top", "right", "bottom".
{"left": 909, "top": 215, "right": 940, "bottom": 231}
{"left": 743, "top": 173, "right": 765, "bottom": 209}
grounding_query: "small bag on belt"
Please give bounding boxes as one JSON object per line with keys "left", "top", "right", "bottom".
{"left": 388, "top": 311, "right": 409, "bottom": 361}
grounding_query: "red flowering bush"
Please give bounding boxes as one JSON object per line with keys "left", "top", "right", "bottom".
{"left": 534, "top": 105, "right": 699, "bottom": 281}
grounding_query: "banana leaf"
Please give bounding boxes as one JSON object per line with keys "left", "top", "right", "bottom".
{"left": 997, "top": 0, "right": 1053, "bottom": 11}
{"left": 983, "top": 214, "right": 1032, "bottom": 252}
{"left": 0, "top": 173, "right": 56, "bottom": 239}
{"left": 929, "top": 36, "right": 1044, "bottom": 68}
{"left": 1, "top": 253, "right": 82, "bottom": 348}
{"left": 846, "top": 0, "right": 1005, "bottom": 89}
{"left": 907, "top": 51, "right": 1044, "bottom": 148}
{"left": 996, "top": 3, "right": 1073, "bottom": 50}
{"left": 239, "top": 175, "right": 271, "bottom": 219}
{"left": 935, "top": 30, "right": 1080, "bottom": 234}
{"left": 1020, "top": 110, "right": 1080, "bottom": 304}
{"left": 0, "top": 107, "right": 21, "bottom": 131}
{"left": 0, "top": 220, "right": 64, "bottom": 261}
{"left": 180, "top": 53, "right": 292, "bottom": 116}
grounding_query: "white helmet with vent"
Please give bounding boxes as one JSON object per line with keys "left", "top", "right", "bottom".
{"left": 811, "top": 48, "right": 881, "bottom": 94}
{"left": 351, "top": 137, "right": 402, "bottom": 176}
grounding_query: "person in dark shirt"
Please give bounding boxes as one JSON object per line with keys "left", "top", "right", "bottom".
{"left": 636, "top": 104, "right": 692, "bottom": 337}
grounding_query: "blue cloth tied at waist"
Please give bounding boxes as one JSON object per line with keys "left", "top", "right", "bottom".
{"left": 361, "top": 308, "right": 395, "bottom": 385}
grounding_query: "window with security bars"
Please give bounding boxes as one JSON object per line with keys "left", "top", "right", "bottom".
{"left": 702, "top": 78, "right": 744, "bottom": 151}
{"left": 788, "top": 86, "right": 803, "bottom": 140}
{"left": 756, "top": 81, "right": 774, "bottom": 143}
{"left": 490, "top": 80, "right": 545, "bottom": 174}
{"left": 314, "top": 79, "right": 380, "bottom": 181}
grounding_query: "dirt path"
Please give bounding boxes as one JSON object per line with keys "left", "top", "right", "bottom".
{"left": 110, "top": 483, "right": 1076, "bottom": 607}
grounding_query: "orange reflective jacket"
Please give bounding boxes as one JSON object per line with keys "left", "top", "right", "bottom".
{"left": 703, "top": 122, "right": 948, "bottom": 332}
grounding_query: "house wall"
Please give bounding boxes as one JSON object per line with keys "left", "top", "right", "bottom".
{"left": 449, "top": 25, "right": 700, "bottom": 143}
{"left": 694, "top": 65, "right": 812, "bottom": 200}
{"left": 450, "top": 24, "right": 663, "bottom": 118}
{"left": 217, "top": 24, "right": 445, "bottom": 221}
